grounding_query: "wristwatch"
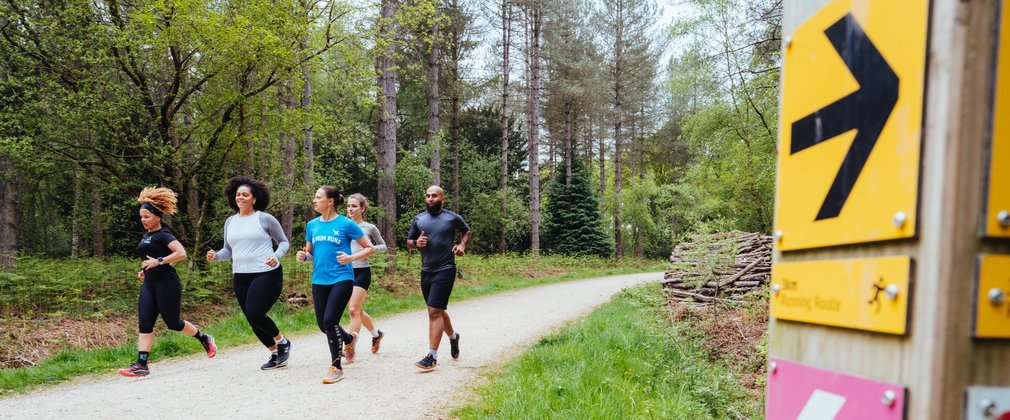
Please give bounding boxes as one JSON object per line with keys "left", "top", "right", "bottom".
{"left": 157, "top": 257, "right": 164, "bottom": 265}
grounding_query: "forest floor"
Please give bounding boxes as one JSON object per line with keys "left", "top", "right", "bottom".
{"left": 0, "top": 272, "right": 660, "bottom": 418}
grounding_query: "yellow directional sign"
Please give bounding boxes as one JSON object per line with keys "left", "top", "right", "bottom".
{"left": 774, "top": 0, "right": 929, "bottom": 251}
{"left": 770, "top": 256, "right": 913, "bottom": 335}
{"left": 974, "top": 255, "right": 1010, "bottom": 338}
{"left": 986, "top": 3, "right": 1010, "bottom": 238}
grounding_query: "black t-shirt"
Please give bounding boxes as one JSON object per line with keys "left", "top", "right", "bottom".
{"left": 137, "top": 227, "right": 179, "bottom": 279}
{"left": 406, "top": 210, "right": 470, "bottom": 272}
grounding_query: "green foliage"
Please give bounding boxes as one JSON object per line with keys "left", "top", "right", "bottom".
{"left": 453, "top": 283, "right": 758, "bottom": 419}
{"left": 666, "top": 0, "right": 781, "bottom": 236}
{"left": 543, "top": 160, "right": 612, "bottom": 257}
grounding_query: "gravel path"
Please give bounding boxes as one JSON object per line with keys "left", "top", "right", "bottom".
{"left": 0, "top": 272, "right": 660, "bottom": 419}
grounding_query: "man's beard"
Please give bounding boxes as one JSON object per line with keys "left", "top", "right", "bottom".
{"left": 426, "top": 201, "right": 443, "bottom": 214}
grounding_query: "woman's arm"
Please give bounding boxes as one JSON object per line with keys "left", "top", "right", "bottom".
{"left": 143, "top": 240, "right": 187, "bottom": 270}
{"left": 368, "top": 224, "right": 387, "bottom": 253}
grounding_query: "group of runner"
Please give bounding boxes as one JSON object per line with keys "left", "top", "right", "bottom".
{"left": 121, "top": 179, "right": 470, "bottom": 384}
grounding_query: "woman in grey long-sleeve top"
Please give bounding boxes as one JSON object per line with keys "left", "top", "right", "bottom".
{"left": 206, "top": 177, "right": 293, "bottom": 370}
{"left": 344, "top": 193, "right": 388, "bottom": 358}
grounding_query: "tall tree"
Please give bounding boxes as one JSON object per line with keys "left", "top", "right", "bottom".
{"left": 523, "top": 2, "right": 543, "bottom": 257}
{"left": 377, "top": 0, "right": 400, "bottom": 274}
{"left": 598, "top": 0, "right": 657, "bottom": 257}
{"left": 427, "top": 5, "right": 442, "bottom": 185}
{"left": 497, "top": 0, "right": 515, "bottom": 254}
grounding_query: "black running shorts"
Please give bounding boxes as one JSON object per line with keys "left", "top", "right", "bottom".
{"left": 353, "top": 266, "right": 372, "bottom": 291}
{"left": 420, "top": 268, "right": 455, "bottom": 310}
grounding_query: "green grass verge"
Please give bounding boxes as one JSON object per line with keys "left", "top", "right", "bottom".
{"left": 0, "top": 254, "right": 663, "bottom": 396}
{"left": 453, "top": 283, "right": 759, "bottom": 419}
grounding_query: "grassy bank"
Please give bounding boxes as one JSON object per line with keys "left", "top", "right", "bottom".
{"left": 0, "top": 253, "right": 662, "bottom": 395}
{"left": 453, "top": 283, "right": 759, "bottom": 419}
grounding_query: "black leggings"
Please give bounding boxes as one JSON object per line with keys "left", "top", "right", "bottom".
{"left": 234, "top": 266, "right": 284, "bottom": 348}
{"left": 312, "top": 281, "right": 354, "bottom": 367}
{"left": 138, "top": 275, "right": 186, "bottom": 334}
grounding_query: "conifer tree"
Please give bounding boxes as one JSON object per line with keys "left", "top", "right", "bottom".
{"left": 543, "top": 159, "right": 613, "bottom": 257}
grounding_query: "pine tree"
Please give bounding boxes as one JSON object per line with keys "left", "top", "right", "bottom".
{"left": 543, "top": 159, "right": 613, "bottom": 257}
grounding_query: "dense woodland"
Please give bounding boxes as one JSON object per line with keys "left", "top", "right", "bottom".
{"left": 0, "top": 0, "right": 781, "bottom": 267}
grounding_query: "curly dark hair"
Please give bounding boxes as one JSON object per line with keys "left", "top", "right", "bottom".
{"left": 224, "top": 176, "right": 270, "bottom": 211}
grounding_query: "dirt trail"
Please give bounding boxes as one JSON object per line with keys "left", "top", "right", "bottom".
{"left": 0, "top": 272, "right": 660, "bottom": 419}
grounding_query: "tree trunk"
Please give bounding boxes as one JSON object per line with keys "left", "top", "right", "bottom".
{"left": 301, "top": 30, "right": 316, "bottom": 223}
{"left": 0, "top": 156, "right": 21, "bottom": 269}
{"left": 428, "top": 16, "right": 442, "bottom": 186}
{"left": 71, "top": 165, "right": 83, "bottom": 258}
{"left": 564, "top": 99, "right": 574, "bottom": 186}
{"left": 527, "top": 5, "right": 542, "bottom": 258}
{"left": 91, "top": 195, "right": 104, "bottom": 258}
{"left": 499, "top": 0, "right": 512, "bottom": 255}
{"left": 612, "top": 0, "right": 625, "bottom": 259}
{"left": 445, "top": 0, "right": 464, "bottom": 208}
{"left": 598, "top": 118, "right": 606, "bottom": 197}
{"left": 378, "top": 0, "right": 400, "bottom": 274}
{"left": 279, "top": 82, "right": 297, "bottom": 241}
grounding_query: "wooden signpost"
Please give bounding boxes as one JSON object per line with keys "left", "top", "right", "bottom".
{"left": 770, "top": 0, "right": 1010, "bottom": 418}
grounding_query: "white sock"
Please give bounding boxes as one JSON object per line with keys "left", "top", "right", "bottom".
{"left": 428, "top": 349, "right": 437, "bottom": 359}
{"left": 450, "top": 332, "right": 459, "bottom": 340}
{"left": 370, "top": 329, "right": 380, "bottom": 338}
{"left": 277, "top": 337, "right": 288, "bottom": 345}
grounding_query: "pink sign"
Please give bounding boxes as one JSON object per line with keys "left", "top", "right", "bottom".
{"left": 766, "top": 358, "right": 906, "bottom": 420}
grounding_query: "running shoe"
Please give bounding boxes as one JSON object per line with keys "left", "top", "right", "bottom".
{"left": 449, "top": 332, "right": 460, "bottom": 359}
{"left": 415, "top": 354, "right": 437, "bottom": 371}
{"left": 321, "top": 366, "right": 344, "bottom": 384}
{"left": 117, "top": 362, "right": 150, "bottom": 377}
{"left": 371, "top": 330, "right": 384, "bottom": 354}
{"left": 343, "top": 332, "right": 357, "bottom": 364}
{"left": 202, "top": 334, "right": 218, "bottom": 358}
{"left": 261, "top": 353, "right": 286, "bottom": 370}
{"left": 276, "top": 339, "right": 291, "bottom": 366}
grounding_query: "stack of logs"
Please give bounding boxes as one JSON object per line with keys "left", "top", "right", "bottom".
{"left": 663, "top": 231, "right": 772, "bottom": 303}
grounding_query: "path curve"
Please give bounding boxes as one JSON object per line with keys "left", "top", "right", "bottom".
{"left": 0, "top": 272, "right": 661, "bottom": 419}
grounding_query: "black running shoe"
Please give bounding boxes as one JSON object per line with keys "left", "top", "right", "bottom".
{"left": 261, "top": 353, "right": 285, "bottom": 370}
{"left": 449, "top": 333, "right": 460, "bottom": 359}
{"left": 415, "top": 354, "right": 437, "bottom": 371}
{"left": 275, "top": 339, "right": 291, "bottom": 366}
{"left": 371, "top": 330, "right": 384, "bottom": 354}
{"left": 117, "top": 362, "right": 150, "bottom": 377}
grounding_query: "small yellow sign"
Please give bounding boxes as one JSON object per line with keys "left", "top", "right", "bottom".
{"left": 770, "top": 257, "right": 912, "bottom": 335}
{"left": 986, "top": 3, "right": 1010, "bottom": 238}
{"left": 774, "top": 0, "right": 929, "bottom": 251}
{"left": 974, "top": 255, "right": 1010, "bottom": 338}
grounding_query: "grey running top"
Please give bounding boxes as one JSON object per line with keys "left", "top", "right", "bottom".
{"left": 406, "top": 209, "right": 470, "bottom": 272}
{"left": 213, "top": 211, "right": 290, "bottom": 273}
{"left": 351, "top": 221, "right": 387, "bottom": 268}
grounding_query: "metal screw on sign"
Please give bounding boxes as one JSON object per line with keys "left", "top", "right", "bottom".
{"left": 998, "top": 210, "right": 1010, "bottom": 228}
{"left": 892, "top": 211, "right": 907, "bottom": 228}
{"left": 881, "top": 389, "right": 896, "bottom": 406}
{"left": 980, "top": 398, "right": 997, "bottom": 417}
{"left": 885, "top": 285, "right": 900, "bottom": 300}
{"left": 769, "top": 361, "right": 778, "bottom": 374}
{"left": 771, "top": 284, "right": 781, "bottom": 296}
{"left": 989, "top": 288, "right": 1006, "bottom": 305}
{"left": 773, "top": 230, "right": 783, "bottom": 242}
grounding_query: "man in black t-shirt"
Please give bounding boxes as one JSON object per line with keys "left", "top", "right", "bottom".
{"left": 406, "top": 186, "right": 471, "bottom": 370}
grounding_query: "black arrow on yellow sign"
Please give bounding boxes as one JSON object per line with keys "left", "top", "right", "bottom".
{"left": 790, "top": 13, "right": 899, "bottom": 221}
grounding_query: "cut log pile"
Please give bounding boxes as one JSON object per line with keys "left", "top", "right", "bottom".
{"left": 663, "top": 231, "right": 772, "bottom": 303}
